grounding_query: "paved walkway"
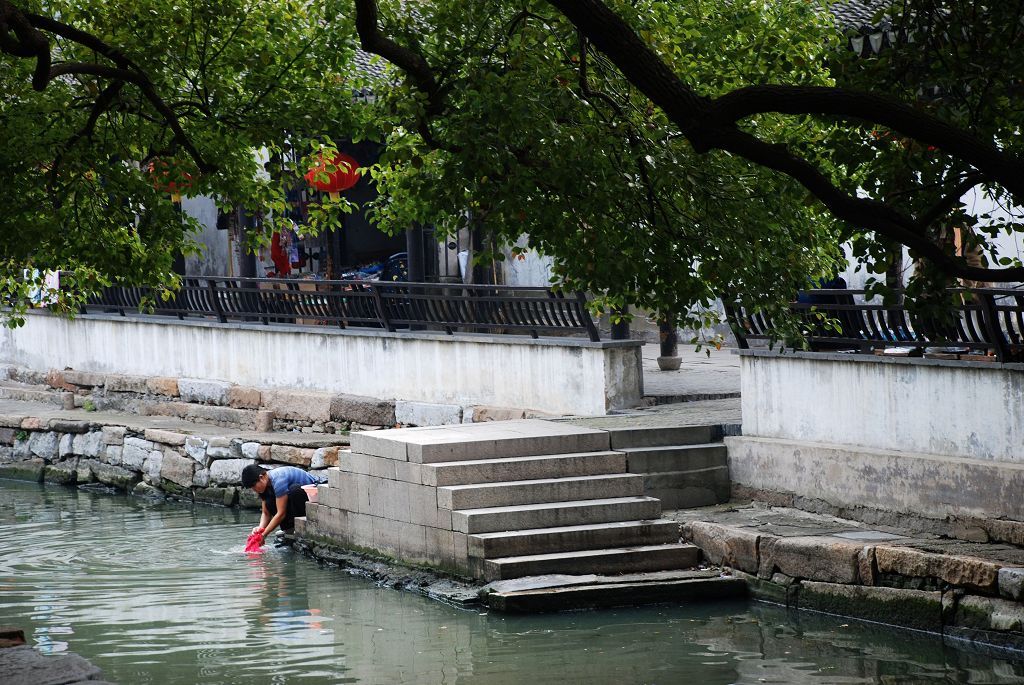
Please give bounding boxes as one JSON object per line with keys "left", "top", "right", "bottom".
{"left": 640, "top": 345, "right": 740, "bottom": 403}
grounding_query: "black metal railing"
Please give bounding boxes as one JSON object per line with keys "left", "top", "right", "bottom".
{"left": 724, "top": 288, "right": 1024, "bottom": 362}
{"left": 80, "top": 277, "right": 602, "bottom": 342}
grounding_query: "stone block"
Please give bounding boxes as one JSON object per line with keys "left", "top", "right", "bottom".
{"left": 399, "top": 521, "right": 429, "bottom": 562}
{"left": 13, "top": 437, "right": 31, "bottom": 460}
{"left": 43, "top": 460, "right": 78, "bottom": 485}
{"left": 395, "top": 401, "right": 462, "bottom": 427}
{"left": 0, "top": 414, "right": 24, "bottom": 428}
{"left": 874, "top": 546, "right": 1000, "bottom": 594}
{"left": 101, "top": 426, "right": 127, "bottom": 445}
{"left": 93, "top": 462, "right": 139, "bottom": 490}
{"left": 160, "top": 450, "right": 195, "bottom": 487}
{"left": 986, "top": 520, "right": 1024, "bottom": 547}
{"left": 20, "top": 417, "right": 43, "bottom": 430}
{"left": 194, "top": 487, "right": 237, "bottom": 507}
{"left": 63, "top": 370, "right": 105, "bottom": 387}
{"left": 424, "top": 527, "right": 456, "bottom": 568}
{"left": 47, "top": 419, "right": 90, "bottom": 434}
{"left": 185, "top": 436, "right": 208, "bottom": 464}
{"left": 465, "top": 405, "right": 527, "bottom": 423}
{"left": 255, "top": 411, "right": 274, "bottom": 433}
{"left": 371, "top": 516, "right": 402, "bottom": 558}
{"left": 143, "top": 450, "right": 163, "bottom": 483}
{"left": 263, "top": 389, "right": 333, "bottom": 422}
{"left": 72, "top": 431, "right": 104, "bottom": 457}
{"left": 146, "top": 377, "right": 179, "bottom": 396}
{"left": 132, "top": 481, "right": 164, "bottom": 499}
{"left": 347, "top": 452, "right": 397, "bottom": 480}
{"left": 998, "top": 568, "right": 1024, "bottom": 601}
{"left": 209, "top": 458, "right": 255, "bottom": 485}
{"left": 59, "top": 433, "right": 74, "bottom": 457}
{"left": 105, "top": 374, "right": 149, "bottom": 393}
{"left": 28, "top": 431, "right": 60, "bottom": 460}
{"left": 0, "top": 459, "right": 45, "bottom": 482}
{"left": 758, "top": 536, "right": 862, "bottom": 584}
{"left": 193, "top": 467, "right": 210, "bottom": 487}
{"left": 858, "top": 547, "right": 877, "bottom": 586}
{"left": 799, "top": 581, "right": 943, "bottom": 632}
{"left": 144, "top": 429, "right": 187, "bottom": 446}
{"left": 0, "top": 428, "right": 14, "bottom": 445}
{"left": 953, "top": 594, "right": 1024, "bottom": 633}
{"left": 682, "top": 521, "right": 759, "bottom": 574}
{"left": 228, "top": 386, "right": 262, "bottom": 409}
{"left": 311, "top": 447, "right": 340, "bottom": 470}
{"left": 178, "top": 378, "right": 231, "bottom": 405}
{"left": 76, "top": 458, "right": 100, "bottom": 483}
{"left": 239, "top": 488, "right": 262, "bottom": 510}
{"left": 269, "top": 445, "right": 315, "bottom": 467}
{"left": 207, "top": 444, "right": 232, "bottom": 459}
{"left": 45, "top": 369, "right": 76, "bottom": 391}
{"left": 395, "top": 461, "right": 422, "bottom": 485}
{"left": 330, "top": 394, "right": 396, "bottom": 426}
{"left": 122, "top": 437, "right": 153, "bottom": 470}
{"left": 241, "top": 442, "right": 261, "bottom": 460}
{"left": 408, "top": 483, "right": 443, "bottom": 528}
{"left": 103, "top": 445, "right": 123, "bottom": 466}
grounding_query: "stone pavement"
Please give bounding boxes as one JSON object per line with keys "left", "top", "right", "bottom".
{"left": 640, "top": 345, "right": 740, "bottom": 403}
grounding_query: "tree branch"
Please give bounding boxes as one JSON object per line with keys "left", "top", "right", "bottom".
{"left": 543, "top": 0, "right": 1024, "bottom": 282}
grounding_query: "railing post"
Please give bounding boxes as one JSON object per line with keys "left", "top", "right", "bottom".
{"left": 207, "top": 279, "right": 227, "bottom": 324}
{"left": 978, "top": 291, "right": 1010, "bottom": 362}
{"left": 371, "top": 285, "right": 394, "bottom": 332}
{"left": 575, "top": 292, "right": 601, "bottom": 342}
{"left": 721, "top": 300, "right": 749, "bottom": 350}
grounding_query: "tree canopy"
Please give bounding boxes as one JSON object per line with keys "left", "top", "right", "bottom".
{"left": 2, "top": 0, "right": 1023, "bottom": 334}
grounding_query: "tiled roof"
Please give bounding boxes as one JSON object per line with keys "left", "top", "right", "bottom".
{"left": 830, "top": 0, "right": 891, "bottom": 32}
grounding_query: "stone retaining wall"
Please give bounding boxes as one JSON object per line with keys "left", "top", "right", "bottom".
{"left": 0, "top": 413, "right": 344, "bottom": 507}
{"left": 684, "top": 519, "right": 1024, "bottom": 651}
{"left": 0, "top": 363, "right": 556, "bottom": 432}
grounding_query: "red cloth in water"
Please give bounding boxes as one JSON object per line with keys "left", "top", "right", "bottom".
{"left": 245, "top": 528, "right": 265, "bottom": 553}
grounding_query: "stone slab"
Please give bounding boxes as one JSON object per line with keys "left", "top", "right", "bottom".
{"left": 798, "top": 581, "right": 944, "bottom": 632}
{"left": 350, "top": 420, "right": 609, "bottom": 464}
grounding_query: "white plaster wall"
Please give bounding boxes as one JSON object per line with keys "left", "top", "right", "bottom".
{"left": 182, "top": 196, "right": 231, "bottom": 277}
{"left": 2, "top": 313, "right": 641, "bottom": 416}
{"left": 740, "top": 352, "right": 1024, "bottom": 463}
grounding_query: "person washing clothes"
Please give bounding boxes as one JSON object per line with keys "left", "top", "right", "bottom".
{"left": 241, "top": 464, "right": 320, "bottom": 545}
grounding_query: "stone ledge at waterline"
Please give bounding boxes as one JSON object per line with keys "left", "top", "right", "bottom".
{"left": 0, "top": 410, "right": 347, "bottom": 506}
{"left": 673, "top": 505, "right": 1024, "bottom": 652}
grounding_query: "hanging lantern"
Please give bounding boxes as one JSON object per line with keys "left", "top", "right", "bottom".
{"left": 146, "top": 159, "right": 194, "bottom": 202}
{"left": 304, "top": 152, "right": 360, "bottom": 201}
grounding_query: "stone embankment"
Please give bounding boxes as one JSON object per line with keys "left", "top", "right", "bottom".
{"left": 0, "top": 399, "right": 347, "bottom": 506}
{"left": 672, "top": 504, "right": 1024, "bottom": 652}
{"left": 0, "top": 363, "right": 554, "bottom": 432}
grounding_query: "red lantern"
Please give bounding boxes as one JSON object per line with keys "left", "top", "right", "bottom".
{"left": 146, "top": 159, "right": 194, "bottom": 202}
{"left": 304, "top": 152, "right": 360, "bottom": 201}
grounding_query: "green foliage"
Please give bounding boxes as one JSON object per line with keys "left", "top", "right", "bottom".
{"left": 360, "top": 0, "right": 847, "bottom": 330}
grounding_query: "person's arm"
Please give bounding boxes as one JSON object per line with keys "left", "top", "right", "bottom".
{"left": 260, "top": 494, "right": 289, "bottom": 539}
{"left": 252, "top": 499, "right": 271, "bottom": 535}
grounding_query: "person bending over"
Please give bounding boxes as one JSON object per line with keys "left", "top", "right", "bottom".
{"left": 241, "top": 464, "right": 319, "bottom": 544}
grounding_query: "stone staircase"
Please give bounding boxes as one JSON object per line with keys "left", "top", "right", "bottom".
{"left": 299, "top": 419, "right": 732, "bottom": 585}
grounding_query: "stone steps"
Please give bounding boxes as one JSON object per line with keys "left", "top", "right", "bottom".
{"left": 452, "top": 496, "right": 663, "bottom": 534}
{"left": 623, "top": 444, "right": 727, "bottom": 473}
{"left": 423, "top": 451, "right": 625, "bottom": 486}
{"left": 644, "top": 466, "right": 731, "bottom": 509}
{"left": 607, "top": 425, "right": 714, "bottom": 449}
{"left": 468, "top": 519, "right": 680, "bottom": 559}
{"left": 478, "top": 543, "right": 701, "bottom": 581}
{"left": 438, "top": 473, "right": 643, "bottom": 510}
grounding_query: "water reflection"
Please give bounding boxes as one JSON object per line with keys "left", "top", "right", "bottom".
{"left": 2, "top": 479, "right": 1023, "bottom": 684}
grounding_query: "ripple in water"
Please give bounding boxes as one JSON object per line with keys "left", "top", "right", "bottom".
{"left": 3, "top": 479, "right": 1024, "bottom": 684}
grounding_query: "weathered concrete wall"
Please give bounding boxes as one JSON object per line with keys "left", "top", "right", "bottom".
{"left": 726, "top": 436, "right": 1024, "bottom": 523}
{"left": 2, "top": 312, "right": 642, "bottom": 416}
{"left": 740, "top": 351, "right": 1024, "bottom": 463}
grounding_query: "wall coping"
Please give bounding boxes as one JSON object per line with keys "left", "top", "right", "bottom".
{"left": 31, "top": 310, "right": 644, "bottom": 350}
{"left": 735, "top": 347, "right": 1024, "bottom": 373}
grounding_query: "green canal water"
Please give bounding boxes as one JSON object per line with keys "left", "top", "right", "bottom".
{"left": 2, "top": 479, "right": 1024, "bottom": 684}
